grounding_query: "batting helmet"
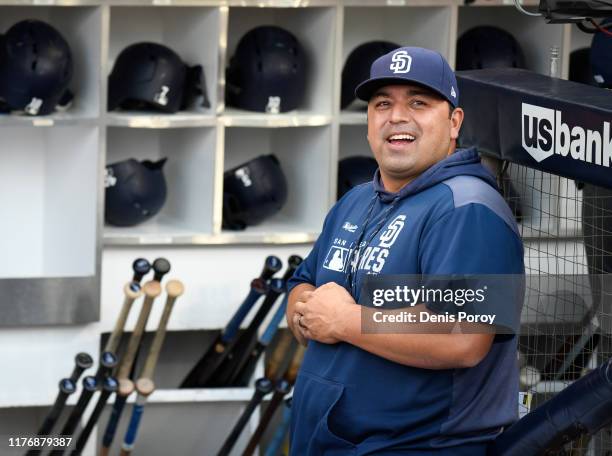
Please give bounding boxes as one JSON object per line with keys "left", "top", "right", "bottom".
{"left": 0, "top": 20, "right": 73, "bottom": 116}
{"left": 337, "top": 156, "right": 378, "bottom": 199}
{"left": 105, "top": 158, "right": 168, "bottom": 227}
{"left": 223, "top": 155, "right": 288, "bottom": 230}
{"left": 226, "top": 26, "right": 307, "bottom": 113}
{"left": 456, "top": 26, "right": 526, "bottom": 71}
{"left": 341, "top": 41, "right": 401, "bottom": 109}
{"left": 108, "top": 43, "right": 188, "bottom": 113}
{"left": 590, "top": 20, "right": 612, "bottom": 88}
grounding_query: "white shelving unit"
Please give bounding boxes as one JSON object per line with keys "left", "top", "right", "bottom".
{"left": 0, "top": 1, "right": 596, "bottom": 454}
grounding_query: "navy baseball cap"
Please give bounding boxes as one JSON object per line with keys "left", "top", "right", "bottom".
{"left": 355, "top": 46, "right": 459, "bottom": 108}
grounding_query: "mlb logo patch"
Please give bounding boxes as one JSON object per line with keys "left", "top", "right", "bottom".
{"left": 323, "top": 246, "right": 349, "bottom": 272}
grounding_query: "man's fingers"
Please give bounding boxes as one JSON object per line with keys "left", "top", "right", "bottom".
{"left": 300, "top": 290, "right": 314, "bottom": 301}
{"left": 294, "top": 299, "right": 307, "bottom": 314}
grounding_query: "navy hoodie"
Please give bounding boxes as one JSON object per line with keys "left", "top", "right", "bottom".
{"left": 287, "top": 147, "right": 525, "bottom": 456}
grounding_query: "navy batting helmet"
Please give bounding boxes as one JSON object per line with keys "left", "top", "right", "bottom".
{"left": 341, "top": 41, "right": 401, "bottom": 110}
{"left": 591, "top": 20, "right": 612, "bottom": 88}
{"left": 456, "top": 26, "right": 526, "bottom": 71}
{"left": 337, "top": 156, "right": 378, "bottom": 199}
{"left": 109, "top": 43, "right": 200, "bottom": 113}
{"left": 105, "top": 158, "right": 168, "bottom": 227}
{"left": 0, "top": 20, "right": 73, "bottom": 116}
{"left": 226, "top": 26, "right": 307, "bottom": 113}
{"left": 223, "top": 155, "right": 288, "bottom": 230}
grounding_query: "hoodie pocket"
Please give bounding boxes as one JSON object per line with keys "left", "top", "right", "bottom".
{"left": 291, "top": 370, "right": 357, "bottom": 456}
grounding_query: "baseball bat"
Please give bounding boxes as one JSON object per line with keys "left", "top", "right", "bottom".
{"left": 264, "top": 397, "right": 292, "bottom": 456}
{"left": 216, "top": 378, "right": 275, "bottom": 456}
{"left": 100, "top": 280, "right": 162, "bottom": 456}
{"left": 105, "top": 282, "right": 144, "bottom": 355}
{"left": 131, "top": 258, "right": 152, "bottom": 284}
{"left": 34, "top": 353, "right": 92, "bottom": 436}
{"left": 119, "top": 280, "right": 184, "bottom": 456}
{"left": 242, "top": 345, "right": 305, "bottom": 456}
{"left": 208, "top": 279, "right": 285, "bottom": 387}
{"left": 48, "top": 376, "right": 98, "bottom": 456}
{"left": 180, "top": 255, "right": 282, "bottom": 388}
{"left": 70, "top": 376, "right": 118, "bottom": 455}
{"left": 230, "top": 256, "right": 303, "bottom": 386}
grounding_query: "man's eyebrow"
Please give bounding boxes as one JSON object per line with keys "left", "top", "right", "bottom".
{"left": 371, "top": 90, "right": 391, "bottom": 99}
{"left": 371, "top": 87, "right": 439, "bottom": 99}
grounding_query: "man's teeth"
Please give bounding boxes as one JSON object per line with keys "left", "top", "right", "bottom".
{"left": 389, "top": 134, "right": 415, "bottom": 141}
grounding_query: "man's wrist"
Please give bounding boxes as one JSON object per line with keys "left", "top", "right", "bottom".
{"left": 335, "top": 302, "right": 360, "bottom": 342}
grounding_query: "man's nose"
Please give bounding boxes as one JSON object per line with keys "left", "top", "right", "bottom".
{"left": 389, "top": 103, "right": 411, "bottom": 124}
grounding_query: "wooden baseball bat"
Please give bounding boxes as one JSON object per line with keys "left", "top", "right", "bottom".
{"left": 119, "top": 280, "right": 184, "bottom": 456}
{"left": 105, "top": 282, "right": 143, "bottom": 355}
{"left": 100, "top": 280, "right": 162, "bottom": 456}
{"left": 180, "top": 255, "right": 282, "bottom": 388}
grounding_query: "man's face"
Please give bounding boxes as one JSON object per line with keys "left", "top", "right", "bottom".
{"left": 367, "top": 84, "right": 464, "bottom": 191}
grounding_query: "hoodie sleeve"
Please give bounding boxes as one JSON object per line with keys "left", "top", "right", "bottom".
{"left": 287, "top": 206, "right": 337, "bottom": 293}
{"left": 418, "top": 203, "right": 524, "bottom": 332}
{"left": 419, "top": 203, "right": 524, "bottom": 275}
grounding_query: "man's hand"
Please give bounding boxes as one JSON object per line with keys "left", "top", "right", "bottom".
{"left": 294, "top": 282, "right": 358, "bottom": 344}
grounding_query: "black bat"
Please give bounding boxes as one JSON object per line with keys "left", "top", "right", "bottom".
{"left": 216, "top": 378, "right": 274, "bottom": 456}
{"left": 70, "top": 376, "right": 119, "bottom": 455}
{"left": 229, "top": 256, "right": 303, "bottom": 386}
{"left": 48, "top": 376, "right": 98, "bottom": 456}
{"left": 180, "top": 255, "right": 282, "bottom": 388}
{"left": 208, "top": 278, "right": 285, "bottom": 387}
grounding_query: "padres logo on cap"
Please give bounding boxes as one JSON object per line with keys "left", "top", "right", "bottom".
{"left": 390, "top": 50, "right": 412, "bottom": 74}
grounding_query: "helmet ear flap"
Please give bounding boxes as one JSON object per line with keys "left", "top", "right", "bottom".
{"left": 222, "top": 155, "right": 288, "bottom": 230}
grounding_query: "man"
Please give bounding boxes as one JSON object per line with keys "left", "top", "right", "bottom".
{"left": 286, "top": 47, "right": 524, "bottom": 455}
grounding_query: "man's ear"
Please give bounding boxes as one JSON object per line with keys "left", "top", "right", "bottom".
{"left": 450, "top": 107, "right": 464, "bottom": 140}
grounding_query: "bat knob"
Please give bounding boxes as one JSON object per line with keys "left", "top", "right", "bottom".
{"left": 261, "top": 256, "right": 283, "bottom": 280}
{"left": 103, "top": 377, "right": 119, "bottom": 393}
{"left": 166, "top": 280, "right": 185, "bottom": 299}
{"left": 288, "top": 255, "right": 303, "bottom": 269}
{"left": 99, "top": 352, "right": 118, "bottom": 373}
{"left": 136, "top": 378, "right": 155, "bottom": 397}
{"left": 124, "top": 282, "right": 142, "bottom": 299}
{"left": 276, "top": 379, "right": 292, "bottom": 395}
{"left": 132, "top": 258, "right": 151, "bottom": 283}
{"left": 75, "top": 352, "right": 94, "bottom": 370}
{"left": 82, "top": 376, "right": 98, "bottom": 392}
{"left": 143, "top": 281, "right": 162, "bottom": 299}
{"left": 255, "top": 378, "right": 274, "bottom": 395}
{"left": 58, "top": 378, "right": 76, "bottom": 395}
{"left": 152, "top": 258, "right": 171, "bottom": 282}
{"left": 118, "top": 378, "right": 135, "bottom": 396}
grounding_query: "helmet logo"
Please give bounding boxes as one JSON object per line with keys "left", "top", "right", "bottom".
{"left": 24, "top": 97, "right": 43, "bottom": 115}
{"left": 450, "top": 86, "right": 456, "bottom": 98}
{"left": 390, "top": 51, "right": 412, "bottom": 74}
{"left": 104, "top": 168, "right": 117, "bottom": 188}
{"left": 266, "top": 96, "right": 281, "bottom": 114}
{"left": 235, "top": 167, "right": 252, "bottom": 187}
{"left": 154, "top": 85, "right": 170, "bottom": 106}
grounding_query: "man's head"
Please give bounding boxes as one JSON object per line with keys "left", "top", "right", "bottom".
{"left": 355, "top": 47, "right": 464, "bottom": 192}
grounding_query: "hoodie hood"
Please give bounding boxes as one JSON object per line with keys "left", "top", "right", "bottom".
{"left": 373, "top": 147, "right": 498, "bottom": 203}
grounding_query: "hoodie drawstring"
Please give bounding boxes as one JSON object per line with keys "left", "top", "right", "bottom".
{"left": 345, "top": 194, "right": 402, "bottom": 296}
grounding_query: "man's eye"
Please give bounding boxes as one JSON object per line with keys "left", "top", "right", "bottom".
{"left": 376, "top": 101, "right": 389, "bottom": 108}
{"left": 411, "top": 99, "right": 426, "bottom": 107}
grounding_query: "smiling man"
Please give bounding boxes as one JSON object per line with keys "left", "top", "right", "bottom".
{"left": 286, "top": 47, "right": 525, "bottom": 455}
